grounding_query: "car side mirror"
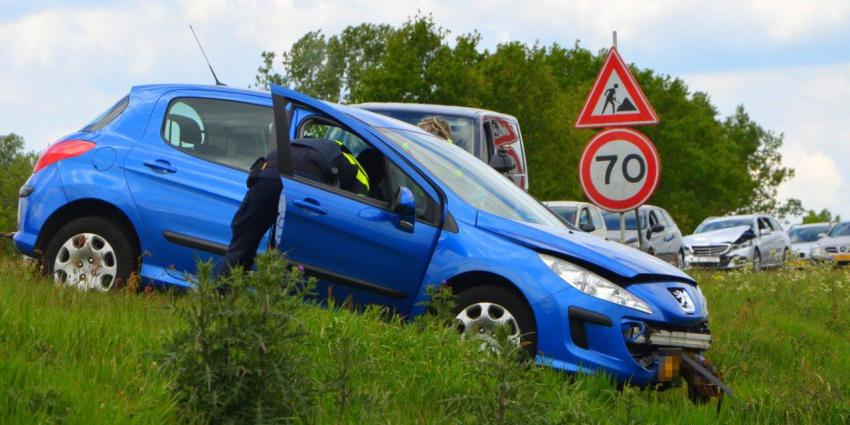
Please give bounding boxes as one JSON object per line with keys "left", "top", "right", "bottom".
{"left": 579, "top": 223, "right": 596, "bottom": 233}
{"left": 489, "top": 147, "right": 516, "bottom": 173}
{"left": 391, "top": 187, "right": 416, "bottom": 233}
{"left": 817, "top": 232, "right": 826, "bottom": 238}
{"left": 760, "top": 228, "right": 772, "bottom": 236}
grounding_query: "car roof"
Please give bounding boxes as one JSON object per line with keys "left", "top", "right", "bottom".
{"left": 355, "top": 102, "right": 518, "bottom": 121}
{"left": 702, "top": 214, "right": 765, "bottom": 223}
{"left": 129, "top": 83, "right": 416, "bottom": 131}
{"left": 544, "top": 201, "right": 591, "bottom": 208}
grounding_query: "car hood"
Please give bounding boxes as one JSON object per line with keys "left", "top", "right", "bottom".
{"left": 817, "top": 236, "right": 850, "bottom": 248}
{"left": 684, "top": 226, "right": 750, "bottom": 245}
{"left": 476, "top": 211, "right": 694, "bottom": 285}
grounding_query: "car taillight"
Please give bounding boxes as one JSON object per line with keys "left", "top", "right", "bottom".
{"left": 33, "top": 140, "right": 96, "bottom": 173}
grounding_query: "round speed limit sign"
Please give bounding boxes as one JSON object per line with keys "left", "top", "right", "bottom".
{"left": 578, "top": 128, "right": 660, "bottom": 212}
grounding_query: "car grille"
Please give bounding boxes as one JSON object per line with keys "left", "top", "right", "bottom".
{"left": 826, "top": 247, "right": 838, "bottom": 253}
{"left": 691, "top": 244, "right": 731, "bottom": 256}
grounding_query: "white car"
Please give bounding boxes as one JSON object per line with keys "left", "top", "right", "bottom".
{"left": 787, "top": 222, "right": 831, "bottom": 260}
{"left": 543, "top": 201, "right": 607, "bottom": 238}
{"left": 811, "top": 221, "right": 850, "bottom": 265}
{"left": 683, "top": 214, "right": 791, "bottom": 271}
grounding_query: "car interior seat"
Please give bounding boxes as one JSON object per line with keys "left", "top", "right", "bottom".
{"left": 356, "top": 148, "right": 386, "bottom": 201}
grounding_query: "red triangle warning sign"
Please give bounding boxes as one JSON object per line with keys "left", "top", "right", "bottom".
{"left": 574, "top": 47, "right": 659, "bottom": 128}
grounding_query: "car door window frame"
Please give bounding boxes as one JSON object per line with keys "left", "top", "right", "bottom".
{"left": 291, "top": 108, "right": 440, "bottom": 227}
{"left": 159, "top": 96, "right": 274, "bottom": 174}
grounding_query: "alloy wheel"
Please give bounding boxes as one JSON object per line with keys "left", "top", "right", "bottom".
{"left": 455, "top": 302, "right": 521, "bottom": 349}
{"left": 53, "top": 233, "right": 118, "bottom": 291}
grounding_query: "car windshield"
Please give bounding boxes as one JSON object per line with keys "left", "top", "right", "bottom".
{"left": 602, "top": 211, "right": 645, "bottom": 231}
{"left": 788, "top": 225, "right": 830, "bottom": 243}
{"left": 829, "top": 222, "right": 850, "bottom": 237}
{"left": 368, "top": 109, "right": 477, "bottom": 155}
{"left": 378, "top": 128, "right": 565, "bottom": 228}
{"left": 549, "top": 206, "right": 577, "bottom": 224}
{"left": 695, "top": 218, "right": 753, "bottom": 233}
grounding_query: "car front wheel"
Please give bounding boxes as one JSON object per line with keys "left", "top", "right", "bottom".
{"left": 44, "top": 217, "right": 139, "bottom": 291}
{"left": 752, "top": 248, "right": 762, "bottom": 272}
{"left": 453, "top": 286, "right": 537, "bottom": 358}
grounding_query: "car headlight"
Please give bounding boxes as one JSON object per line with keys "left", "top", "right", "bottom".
{"left": 539, "top": 253, "right": 653, "bottom": 314}
{"left": 684, "top": 245, "right": 693, "bottom": 253}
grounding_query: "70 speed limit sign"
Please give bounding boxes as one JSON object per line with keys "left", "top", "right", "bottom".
{"left": 578, "top": 128, "right": 660, "bottom": 212}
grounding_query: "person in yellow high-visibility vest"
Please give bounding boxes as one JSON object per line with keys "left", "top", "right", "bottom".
{"left": 333, "top": 140, "right": 370, "bottom": 195}
{"left": 417, "top": 116, "right": 454, "bottom": 144}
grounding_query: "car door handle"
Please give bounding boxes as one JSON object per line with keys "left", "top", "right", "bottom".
{"left": 143, "top": 159, "right": 177, "bottom": 173}
{"left": 293, "top": 198, "right": 327, "bottom": 215}
{"left": 664, "top": 234, "right": 674, "bottom": 242}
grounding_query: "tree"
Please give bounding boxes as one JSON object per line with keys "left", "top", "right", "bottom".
{"left": 802, "top": 208, "right": 840, "bottom": 224}
{"left": 1, "top": 133, "right": 37, "bottom": 251}
{"left": 256, "top": 16, "right": 800, "bottom": 233}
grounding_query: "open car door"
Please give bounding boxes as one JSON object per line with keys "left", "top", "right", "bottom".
{"left": 269, "top": 85, "right": 443, "bottom": 314}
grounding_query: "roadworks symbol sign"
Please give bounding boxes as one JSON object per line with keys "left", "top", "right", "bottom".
{"left": 574, "top": 47, "right": 659, "bottom": 128}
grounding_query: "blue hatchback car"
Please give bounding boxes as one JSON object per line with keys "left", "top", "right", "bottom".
{"left": 15, "top": 83, "right": 712, "bottom": 387}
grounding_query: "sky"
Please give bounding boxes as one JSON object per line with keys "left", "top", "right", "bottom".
{"left": 1, "top": 0, "right": 848, "bottom": 223}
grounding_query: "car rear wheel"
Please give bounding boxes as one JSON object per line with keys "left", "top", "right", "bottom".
{"left": 45, "top": 217, "right": 139, "bottom": 291}
{"left": 453, "top": 286, "right": 536, "bottom": 358}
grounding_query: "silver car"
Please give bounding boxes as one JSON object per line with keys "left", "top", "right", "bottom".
{"left": 811, "top": 221, "right": 850, "bottom": 265}
{"left": 787, "top": 222, "right": 832, "bottom": 260}
{"left": 602, "top": 205, "right": 685, "bottom": 269}
{"left": 683, "top": 214, "right": 791, "bottom": 271}
{"left": 543, "top": 201, "right": 607, "bottom": 238}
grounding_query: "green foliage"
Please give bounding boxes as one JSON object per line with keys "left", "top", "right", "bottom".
{"left": 0, "top": 133, "right": 37, "bottom": 253}
{"left": 3, "top": 256, "right": 849, "bottom": 423}
{"left": 802, "top": 208, "right": 840, "bottom": 224}
{"left": 255, "top": 15, "right": 801, "bottom": 233}
{"left": 161, "top": 252, "right": 316, "bottom": 424}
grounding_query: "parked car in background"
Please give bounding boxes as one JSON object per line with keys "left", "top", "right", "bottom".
{"left": 355, "top": 103, "right": 528, "bottom": 190}
{"left": 787, "top": 222, "right": 832, "bottom": 260}
{"left": 602, "top": 205, "right": 685, "bottom": 269}
{"left": 543, "top": 201, "right": 607, "bottom": 238}
{"left": 683, "top": 214, "right": 791, "bottom": 271}
{"left": 811, "top": 221, "right": 850, "bottom": 265}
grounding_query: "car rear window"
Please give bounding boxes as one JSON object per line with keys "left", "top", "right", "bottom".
{"left": 83, "top": 95, "right": 129, "bottom": 131}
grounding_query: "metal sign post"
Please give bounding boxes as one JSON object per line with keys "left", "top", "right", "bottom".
{"left": 619, "top": 212, "right": 626, "bottom": 243}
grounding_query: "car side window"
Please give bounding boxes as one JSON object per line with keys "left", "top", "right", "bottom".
{"left": 578, "top": 208, "right": 591, "bottom": 227}
{"left": 769, "top": 218, "right": 783, "bottom": 231}
{"left": 297, "top": 116, "right": 437, "bottom": 224}
{"left": 648, "top": 211, "right": 659, "bottom": 227}
{"left": 163, "top": 98, "right": 273, "bottom": 171}
{"left": 758, "top": 218, "right": 770, "bottom": 231}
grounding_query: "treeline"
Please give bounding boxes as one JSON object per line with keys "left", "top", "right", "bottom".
{"left": 0, "top": 134, "right": 36, "bottom": 253}
{"left": 254, "top": 15, "right": 800, "bottom": 232}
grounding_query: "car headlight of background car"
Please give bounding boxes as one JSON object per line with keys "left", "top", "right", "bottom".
{"left": 539, "top": 254, "right": 653, "bottom": 314}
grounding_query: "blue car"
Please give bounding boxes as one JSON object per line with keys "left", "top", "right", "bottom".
{"left": 14, "top": 83, "right": 711, "bottom": 387}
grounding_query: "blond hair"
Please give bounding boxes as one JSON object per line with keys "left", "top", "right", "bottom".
{"left": 417, "top": 116, "right": 453, "bottom": 142}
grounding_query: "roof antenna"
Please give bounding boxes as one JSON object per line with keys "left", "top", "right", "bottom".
{"left": 189, "top": 25, "right": 225, "bottom": 86}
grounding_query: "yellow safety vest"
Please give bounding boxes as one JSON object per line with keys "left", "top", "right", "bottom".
{"left": 335, "top": 141, "right": 370, "bottom": 191}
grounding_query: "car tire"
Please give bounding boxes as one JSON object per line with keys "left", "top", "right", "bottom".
{"left": 677, "top": 250, "right": 686, "bottom": 270}
{"left": 44, "top": 217, "right": 139, "bottom": 291}
{"left": 752, "top": 248, "right": 762, "bottom": 273}
{"left": 453, "top": 285, "right": 537, "bottom": 358}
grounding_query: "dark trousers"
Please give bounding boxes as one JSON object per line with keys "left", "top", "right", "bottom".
{"left": 216, "top": 176, "right": 283, "bottom": 276}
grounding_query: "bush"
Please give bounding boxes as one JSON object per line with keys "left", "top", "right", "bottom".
{"left": 162, "top": 251, "right": 316, "bottom": 424}
{"left": 0, "top": 133, "right": 36, "bottom": 256}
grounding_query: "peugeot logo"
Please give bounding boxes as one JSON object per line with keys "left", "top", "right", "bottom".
{"left": 669, "top": 288, "right": 696, "bottom": 314}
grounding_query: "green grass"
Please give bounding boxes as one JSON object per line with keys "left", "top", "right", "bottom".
{"left": 1, "top": 253, "right": 848, "bottom": 424}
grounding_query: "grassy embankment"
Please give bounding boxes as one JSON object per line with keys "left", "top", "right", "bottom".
{"left": 1, "top": 251, "right": 848, "bottom": 424}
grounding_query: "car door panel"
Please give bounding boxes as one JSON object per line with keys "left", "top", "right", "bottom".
{"left": 124, "top": 91, "right": 273, "bottom": 278}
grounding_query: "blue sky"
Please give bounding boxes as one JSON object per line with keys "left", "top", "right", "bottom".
{"left": 1, "top": 0, "right": 848, "bottom": 222}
